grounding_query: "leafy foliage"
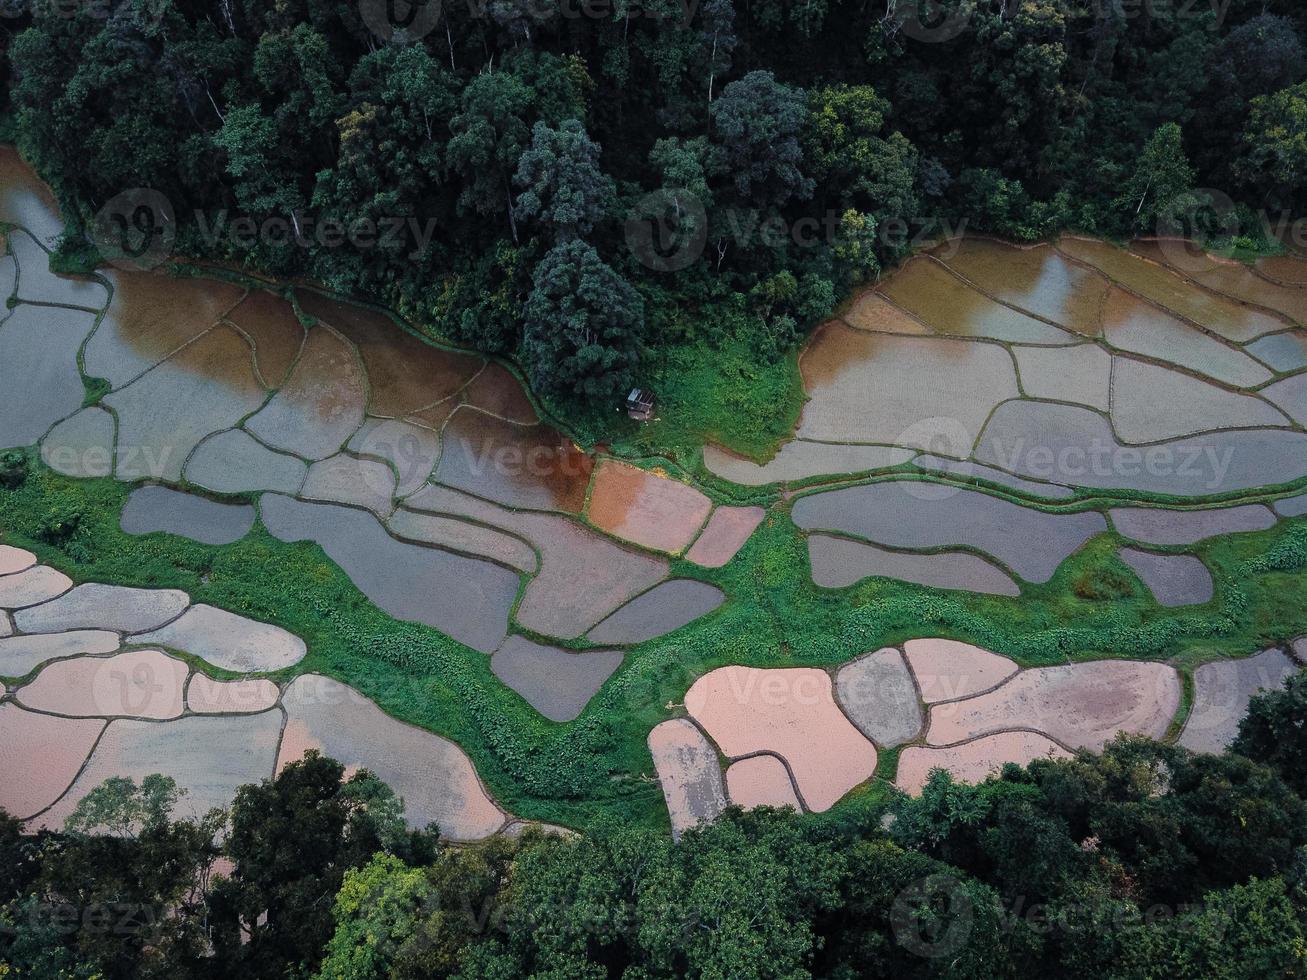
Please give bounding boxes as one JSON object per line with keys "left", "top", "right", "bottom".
{"left": 6, "top": 0, "right": 1305, "bottom": 426}
{"left": 522, "top": 239, "right": 645, "bottom": 402}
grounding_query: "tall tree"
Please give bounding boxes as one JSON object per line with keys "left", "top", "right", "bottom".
{"left": 1196, "top": 13, "right": 1306, "bottom": 180}
{"left": 311, "top": 44, "right": 458, "bottom": 289}
{"left": 1236, "top": 82, "right": 1307, "bottom": 212}
{"left": 1116, "top": 122, "right": 1196, "bottom": 233}
{"left": 512, "top": 118, "right": 615, "bottom": 242}
{"left": 710, "top": 71, "right": 814, "bottom": 208}
{"left": 696, "top": 0, "right": 737, "bottom": 109}
{"left": 521, "top": 240, "right": 645, "bottom": 403}
{"left": 804, "top": 84, "right": 918, "bottom": 222}
{"left": 209, "top": 752, "right": 411, "bottom": 978}
{"left": 447, "top": 69, "right": 535, "bottom": 242}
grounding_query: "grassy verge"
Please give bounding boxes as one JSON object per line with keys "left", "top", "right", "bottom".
{"left": 537, "top": 337, "right": 807, "bottom": 466}
{"left": 3, "top": 452, "right": 1306, "bottom": 833}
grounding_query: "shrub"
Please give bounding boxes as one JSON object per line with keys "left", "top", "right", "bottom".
{"left": 0, "top": 450, "right": 27, "bottom": 490}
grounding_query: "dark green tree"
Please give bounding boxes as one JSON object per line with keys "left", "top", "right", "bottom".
{"left": 1234, "top": 669, "right": 1307, "bottom": 797}
{"left": 521, "top": 239, "right": 645, "bottom": 403}
{"left": 310, "top": 43, "right": 458, "bottom": 290}
{"left": 1236, "top": 82, "right": 1307, "bottom": 212}
{"left": 447, "top": 69, "right": 536, "bottom": 242}
{"left": 710, "top": 70, "right": 813, "bottom": 208}
{"left": 512, "top": 118, "right": 615, "bottom": 241}
{"left": 209, "top": 751, "right": 414, "bottom": 978}
{"left": 804, "top": 84, "right": 917, "bottom": 222}
{"left": 696, "top": 0, "right": 737, "bottom": 108}
{"left": 1116, "top": 123, "right": 1196, "bottom": 233}
{"left": 23, "top": 775, "right": 221, "bottom": 980}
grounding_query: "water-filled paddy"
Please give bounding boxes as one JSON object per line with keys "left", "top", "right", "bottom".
{"left": 1, "top": 143, "right": 1305, "bottom": 835}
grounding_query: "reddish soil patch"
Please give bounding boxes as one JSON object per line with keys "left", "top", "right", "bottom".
{"left": 405, "top": 397, "right": 460, "bottom": 430}
{"left": 0, "top": 545, "right": 35, "bottom": 576}
{"left": 298, "top": 290, "right": 481, "bottom": 418}
{"left": 926, "top": 660, "right": 1181, "bottom": 751}
{"left": 794, "top": 325, "right": 1019, "bottom": 446}
{"left": 0, "top": 145, "right": 64, "bottom": 244}
{"left": 86, "top": 271, "right": 245, "bottom": 388}
{"left": 685, "top": 506, "right": 765, "bottom": 568}
{"left": 245, "top": 325, "right": 367, "bottom": 461}
{"left": 725, "top": 754, "right": 802, "bottom": 810}
{"left": 896, "top": 732, "right": 1069, "bottom": 796}
{"left": 685, "top": 666, "right": 877, "bottom": 812}
{"left": 34, "top": 712, "right": 283, "bottom": 830}
{"left": 279, "top": 674, "right": 506, "bottom": 839}
{"left": 902, "top": 639, "right": 1018, "bottom": 704}
{"left": 226, "top": 290, "right": 305, "bottom": 388}
{"left": 880, "top": 255, "right": 1075, "bottom": 343}
{"left": 0, "top": 704, "right": 103, "bottom": 819}
{"left": 1258, "top": 255, "right": 1307, "bottom": 285}
{"left": 0, "top": 565, "right": 72, "bottom": 609}
{"left": 1065, "top": 238, "right": 1284, "bottom": 340}
{"left": 105, "top": 325, "right": 268, "bottom": 482}
{"left": 586, "top": 460, "right": 712, "bottom": 554}
{"left": 186, "top": 674, "right": 280, "bottom": 715}
{"left": 18, "top": 650, "right": 188, "bottom": 719}
{"left": 840, "top": 295, "right": 928, "bottom": 334}
{"left": 1132, "top": 239, "right": 1307, "bottom": 328}
{"left": 436, "top": 408, "right": 593, "bottom": 513}
{"left": 463, "top": 363, "right": 538, "bottom": 423}
{"left": 940, "top": 238, "right": 1107, "bottom": 333}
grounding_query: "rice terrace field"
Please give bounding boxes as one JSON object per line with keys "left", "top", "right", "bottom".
{"left": 2, "top": 148, "right": 1307, "bottom": 841}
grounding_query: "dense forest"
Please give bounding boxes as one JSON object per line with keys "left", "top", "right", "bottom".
{"left": 4, "top": 675, "right": 1307, "bottom": 979}
{"left": 1, "top": 0, "right": 1305, "bottom": 425}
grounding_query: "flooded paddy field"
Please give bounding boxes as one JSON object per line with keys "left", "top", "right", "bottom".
{"left": 3, "top": 147, "right": 1307, "bottom": 834}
